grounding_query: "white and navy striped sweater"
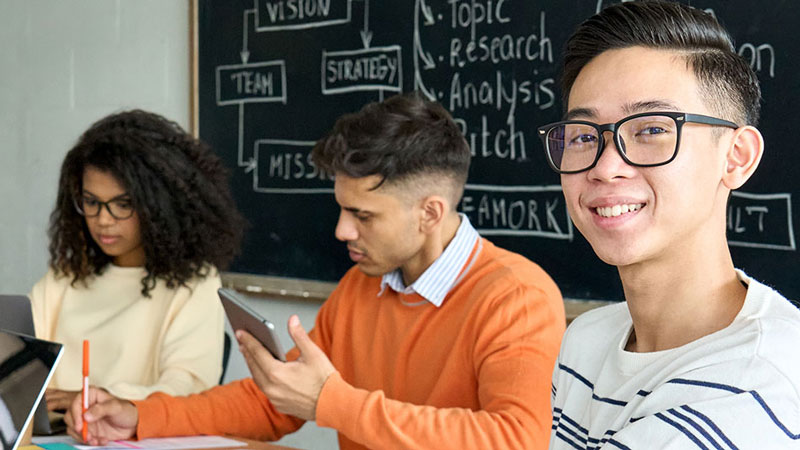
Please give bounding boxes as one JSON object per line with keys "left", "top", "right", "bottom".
{"left": 550, "top": 271, "right": 800, "bottom": 449}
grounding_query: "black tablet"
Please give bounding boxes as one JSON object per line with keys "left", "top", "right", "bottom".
{"left": 218, "top": 288, "right": 287, "bottom": 362}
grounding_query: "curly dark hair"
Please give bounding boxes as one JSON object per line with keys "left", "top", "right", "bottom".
{"left": 311, "top": 91, "right": 471, "bottom": 205}
{"left": 48, "top": 109, "right": 245, "bottom": 296}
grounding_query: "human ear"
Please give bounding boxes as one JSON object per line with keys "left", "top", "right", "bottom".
{"left": 721, "top": 125, "right": 764, "bottom": 190}
{"left": 418, "top": 195, "right": 447, "bottom": 234}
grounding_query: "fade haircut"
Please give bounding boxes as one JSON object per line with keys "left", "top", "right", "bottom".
{"left": 562, "top": 0, "right": 761, "bottom": 127}
{"left": 312, "top": 92, "right": 471, "bottom": 208}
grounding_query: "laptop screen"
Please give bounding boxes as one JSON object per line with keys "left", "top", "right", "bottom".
{"left": 0, "top": 295, "right": 61, "bottom": 436}
{"left": 0, "top": 330, "right": 62, "bottom": 450}
{"left": 0, "top": 296, "right": 35, "bottom": 338}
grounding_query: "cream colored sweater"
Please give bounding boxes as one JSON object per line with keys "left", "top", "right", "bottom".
{"left": 29, "top": 265, "right": 224, "bottom": 400}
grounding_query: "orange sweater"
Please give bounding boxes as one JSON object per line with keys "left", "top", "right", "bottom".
{"left": 134, "top": 239, "right": 565, "bottom": 449}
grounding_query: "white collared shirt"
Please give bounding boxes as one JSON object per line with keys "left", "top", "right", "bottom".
{"left": 380, "top": 214, "right": 480, "bottom": 307}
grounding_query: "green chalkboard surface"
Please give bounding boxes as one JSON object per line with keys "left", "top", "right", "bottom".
{"left": 198, "top": 0, "right": 798, "bottom": 301}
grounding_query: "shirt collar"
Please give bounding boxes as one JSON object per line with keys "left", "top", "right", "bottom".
{"left": 380, "top": 214, "right": 480, "bottom": 307}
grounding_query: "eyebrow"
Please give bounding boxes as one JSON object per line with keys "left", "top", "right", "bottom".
{"left": 565, "top": 100, "right": 682, "bottom": 121}
{"left": 623, "top": 100, "right": 681, "bottom": 114}
{"left": 82, "top": 190, "right": 131, "bottom": 201}
{"left": 564, "top": 107, "right": 597, "bottom": 120}
{"left": 343, "top": 207, "right": 370, "bottom": 215}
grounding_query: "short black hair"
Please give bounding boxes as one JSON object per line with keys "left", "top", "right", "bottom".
{"left": 311, "top": 92, "right": 471, "bottom": 204}
{"left": 562, "top": 0, "right": 760, "bottom": 126}
{"left": 49, "top": 110, "right": 245, "bottom": 296}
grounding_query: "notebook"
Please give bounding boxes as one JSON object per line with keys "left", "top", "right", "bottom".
{"left": 0, "top": 296, "right": 64, "bottom": 436}
{"left": 0, "top": 329, "right": 63, "bottom": 450}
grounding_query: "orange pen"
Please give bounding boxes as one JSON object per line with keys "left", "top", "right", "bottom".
{"left": 82, "top": 339, "right": 89, "bottom": 442}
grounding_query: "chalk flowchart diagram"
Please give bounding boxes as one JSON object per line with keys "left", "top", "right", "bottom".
{"left": 214, "top": 0, "right": 399, "bottom": 196}
{"left": 211, "top": 0, "right": 793, "bottom": 248}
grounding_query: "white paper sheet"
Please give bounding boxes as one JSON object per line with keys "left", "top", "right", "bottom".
{"left": 33, "top": 435, "right": 247, "bottom": 450}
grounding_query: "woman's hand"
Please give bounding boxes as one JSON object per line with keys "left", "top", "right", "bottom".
{"left": 45, "top": 389, "right": 81, "bottom": 412}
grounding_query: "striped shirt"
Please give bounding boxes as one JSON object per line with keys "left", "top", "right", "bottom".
{"left": 380, "top": 214, "right": 479, "bottom": 307}
{"left": 550, "top": 271, "right": 800, "bottom": 449}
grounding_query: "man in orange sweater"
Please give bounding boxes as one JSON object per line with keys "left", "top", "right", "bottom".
{"left": 65, "top": 93, "right": 565, "bottom": 449}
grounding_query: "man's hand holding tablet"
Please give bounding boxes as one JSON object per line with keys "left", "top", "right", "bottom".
{"left": 218, "top": 288, "right": 287, "bottom": 361}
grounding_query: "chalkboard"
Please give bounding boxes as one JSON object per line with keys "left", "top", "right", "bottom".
{"left": 197, "top": 0, "right": 799, "bottom": 302}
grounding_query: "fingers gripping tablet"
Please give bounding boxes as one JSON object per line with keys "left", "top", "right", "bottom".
{"left": 218, "top": 288, "right": 287, "bottom": 361}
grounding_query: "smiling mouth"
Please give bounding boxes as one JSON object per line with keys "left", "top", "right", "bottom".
{"left": 595, "top": 203, "right": 644, "bottom": 218}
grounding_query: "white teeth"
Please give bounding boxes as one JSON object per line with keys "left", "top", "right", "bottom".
{"left": 596, "top": 204, "right": 643, "bottom": 218}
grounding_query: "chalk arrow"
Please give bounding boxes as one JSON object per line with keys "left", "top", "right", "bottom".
{"left": 244, "top": 157, "right": 257, "bottom": 173}
{"left": 417, "top": 42, "right": 436, "bottom": 70}
{"left": 413, "top": 0, "right": 438, "bottom": 98}
{"left": 360, "top": 30, "right": 373, "bottom": 48}
{"left": 422, "top": 51, "right": 435, "bottom": 69}
{"left": 360, "top": 0, "right": 372, "bottom": 48}
{"left": 241, "top": 9, "right": 255, "bottom": 64}
{"left": 421, "top": 0, "right": 434, "bottom": 25}
{"left": 413, "top": 0, "right": 435, "bottom": 70}
{"left": 237, "top": 103, "right": 247, "bottom": 167}
{"left": 414, "top": 70, "right": 436, "bottom": 101}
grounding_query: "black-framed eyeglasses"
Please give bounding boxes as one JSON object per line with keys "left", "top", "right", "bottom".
{"left": 73, "top": 194, "right": 135, "bottom": 220}
{"left": 537, "top": 111, "right": 739, "bottom": 174}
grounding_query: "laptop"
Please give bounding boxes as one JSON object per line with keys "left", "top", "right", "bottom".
{"left": 0, "top": 296, "right": 65, "bottom": 436}
{"left": 0, "top": 297, "right": 35, "bottom": 338}
{"left": 0, "top": 329, "right": 63, "bottom": 450}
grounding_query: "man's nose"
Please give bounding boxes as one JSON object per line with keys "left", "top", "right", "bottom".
{"left": 587, "top": 131, "right": 636, "bottom": 181}
{"left": 334, "top": 212, "right": 358, "bottom": 242}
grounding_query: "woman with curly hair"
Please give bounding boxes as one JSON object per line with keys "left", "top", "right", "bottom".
{"left": 29, "top": 110, "right": 245, "bottom": 411}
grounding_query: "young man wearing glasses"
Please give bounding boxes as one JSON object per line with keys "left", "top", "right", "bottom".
{"left": 543, "top": 2, "right": 800, "bottom": 448}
